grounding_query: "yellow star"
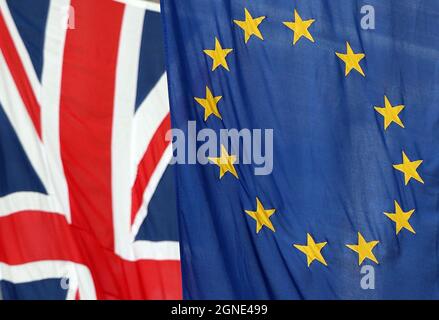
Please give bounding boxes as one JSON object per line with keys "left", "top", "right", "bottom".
{"left": 293, "top": 233, "right": 328, "bottom": 267}
{"left": 346, "top": 232, "right": 379, "bottom": 265}
{"left": 384, "top": 201, "right": 415, "bottom": 235}
{"left": 393, "top": 151, "right": 424, "bottom": 185}
{"left": 335, "top": 42, "right": 366, "bottom": 77}
{"left": 244, "top": 197, "right": 276, "bottom": 233}
{"left": 234, "top": 8, "right": 266, "bottom": 43}
{"left": 203, "top": 38, "right": 233, "bottom": 71}
{"left": 374, "top": 96, "right": 405, "bottom": 130}
{"left": 208, "top": 145, "right": 238, "bottom": 179}
{"left": 194, "top": 86, "right": 222, "bottom": 121}
{"left": 283, "top": 9, "right": 315, "bottom": 45}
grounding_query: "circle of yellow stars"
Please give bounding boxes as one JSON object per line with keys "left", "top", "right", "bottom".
{"left": 193, "top": 7, "right": 425, "bottom": 268}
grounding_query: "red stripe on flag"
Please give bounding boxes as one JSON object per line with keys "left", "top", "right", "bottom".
{"left": 59, "top": 0, "right": 124, "bottom": 250}
{"left": 131, "top": 113, "right": 171, "bottom": 224}
{"left": 0, "top": 11, "right": 41, "bottom": 137}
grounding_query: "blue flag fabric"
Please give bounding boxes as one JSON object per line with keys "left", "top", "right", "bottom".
{"left": 162, "top": 0, "right": 439, "bottom": 299}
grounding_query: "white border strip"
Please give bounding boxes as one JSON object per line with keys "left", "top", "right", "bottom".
{"left": 112, "top": 5, "right": 145, "bottom": 259}
{"left": 133, "top": 240, "right": 179, "bottom": 260}
{"left": 41, "top": 0, "right": 72, "bottom": 221}
{"left": 0, "top": 261, "right": 96, "bottom": 300}
{"left": 0, "top": 192, "right": 64, "bottom": 218}
{"left": 114, "top": 0, "right": 160, "bottom": 12}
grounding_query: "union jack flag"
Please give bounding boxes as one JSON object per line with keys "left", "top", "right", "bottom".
{"left": 0, "top": 0, "right": 181, "bottom": 299}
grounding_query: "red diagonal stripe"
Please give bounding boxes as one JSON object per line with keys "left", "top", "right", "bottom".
{"left": 0, "top": 11, "right": 41, "bottom": 138}
{"left": 131, "top": 113, "right": 171, "bottom": 224}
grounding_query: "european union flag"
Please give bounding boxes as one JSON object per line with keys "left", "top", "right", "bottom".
{"left": 162, "top": 0, "right": 439, "bottom": 299}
